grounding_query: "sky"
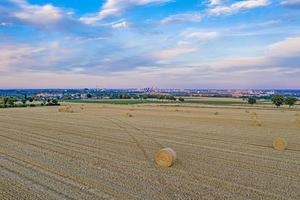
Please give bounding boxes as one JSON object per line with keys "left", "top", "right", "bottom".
{"left": 0, "top": 0, "right": 300, "bottom": 89}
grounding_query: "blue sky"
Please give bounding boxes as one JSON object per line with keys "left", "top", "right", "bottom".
{"left": 0, "top": 0, "right": 300, "bottom": 89}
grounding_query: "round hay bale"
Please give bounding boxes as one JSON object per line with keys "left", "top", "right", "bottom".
{"left": 272, "top": 138, "right": 287, "bottom": 151}
{"left": 257, "top": 122, "right": 262, "bottom": 127}
{"left": 66, "top": 106, "right": 74, "bottom": 113}
{"left": 155, "top": 148, "right": 176, "bottom": 167}
{"left": 58, "top": 106, "right": 74, "bottom": 113}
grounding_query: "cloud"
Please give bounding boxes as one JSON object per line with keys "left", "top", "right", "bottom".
{"left": 100, "top": 0, "right": 172, "bottom": 19}
{"left": 0, "top": 38, "right": 158, "bottom": 76}
{"left": 209, "top": 0, "right": 270, "bottom": 16}
{"left": 117, "top": 57, "right": 300, "bottom": 89}
{"left": 0, "top": 0, "right": 110, "bottom": 38}
{"left": 147, "top": 36, "right": 300, "bottom": 86}
{"left": 181, "top": 30, "right": 219, "bottom": 41}
{"left": 267, "top": 37, "right": 300, "bottom": 57}
{"left": 233, "top": 20, "right": 280, "bottom": 30}
{"left": 72, "top": 54, "right": 157, "bottom": 73}
{"left": 1, "top": 0, "right": 70, "bottom": 29}
{"left": 281, "top": 0, "right": 300, "bottom": 8}
{"left": 160, "top": 13, "right": 202, "bottom": 25}
{"left": 111, "top": 20, "right": 129, "bottom": 29}
{"left": 206, "top": 36, "right": 300, "bottom": 70}
{"left": 0, "top": 45, "right": 45, "bottom": 72}
{"left": 80, "top": 0, "right": 172, "bottom": 25}
{"left": 0, "top": 0, "right": 298, "bottom": 89}
{"left": 208, "top": 0, "right": 222, "bottom": 6}
{"left": 0, "top": 42, "right": 76, "bottom": 73}
{"left": 13, "top": 3, "right": 63, "bottom": 26}
{"left": 1, "top": 36, "right": 300, "bottom": 89}
{"left": 154, "top": 45, "right": 197, "bottom": 59}
{"left": 281, "top": 0, "right": 300, "bottom": 5}
{"left": 0, "top": 22, "right": 13, "bottom": 26}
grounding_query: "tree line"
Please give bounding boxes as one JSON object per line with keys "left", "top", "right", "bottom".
{"left": 0, "top": 95, "right": 60, "bottom": 108}
{"left": 247, "top": 94, "right": 298, "bottom": 108}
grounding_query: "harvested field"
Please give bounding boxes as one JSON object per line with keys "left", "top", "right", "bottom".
{"left": 0, "top": 104, "right": 300, "bottom": 200}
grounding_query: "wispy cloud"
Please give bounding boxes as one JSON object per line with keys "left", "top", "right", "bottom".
{"left": 208, "top": 0, "right": 222, "bottom": 6}
{"left": 281, "top": 0, "right": 300, "bottom": 6}
{"left": 111, "top": 19, "right": 130, "bottom": 29}
{"left": 208, "top": 0, "right": 270, "bottom": 16}
{"left": 154, "top": 45, "right": 197, "bottom": 59}
{"left": 267, "top": 37, "right": 300, "bottom": 57}
{"left": 0, "top": 0, "right": 110, "bottom": 38}
{"left": 0, "top": 45, "right": 45, "bottom": 72}
{"left": 206, "top": 36, "right": 300, "bottom": 71}
{"left": 13, "top": 2, "right": 64, "bottom": 26}
{"left": 81, "top": 0, "right": 172, "bottom": 25}
{"left": 99, "top": 0, "right": 172, "bottom": 19}
{"left": 2, "top": 0, "right": 70, "bottom": 29}
{"left": 161, "top": 13, "right": 202, "bottom": 25}
{"left": 0, "top": 42, "right": 78, "bottom": 73}
{"left": 0, "top": 22, "right": 13, "bottom": 26}
{"left": 1, "top": 36, "right": 300, "bottom": 89}
{"left": 181, "top": 30, "right": 219, "bottom": 42}
{"left": 233, "top": 20, "right": 280, "bottom": 30}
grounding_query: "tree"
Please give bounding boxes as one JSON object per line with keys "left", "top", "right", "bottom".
{"left": 120, "top": 94, "right": 130, "bottom": 99}
{"left": 21, "top": 96, "right": 27, "bottom": 105}
{"left": 247, "top": 97, "right": 257, "bottom": 105}
{"left": 3, "top": 97, "right": 9, "bottom": 106}
{"left": 158, "top": 95, "right": 165, "bottom": 101}
{"left": 0, "top": 97, "right": 3, "bottom": 107}
{"left": 8, "top": 97, "right": 17, "bottom": 107}
{"left": 271, "top": 94, "right": 285, "bottom": 107}
{"left": 178, "top": 97, "right": 185, "bottom": 102}
{"left": 285, "top": 96, "right": 297, "bottom": 108}
{"left": 52, "top": 99, "right": 59, "bottom": 105}
{"left": 28, "top": 96, "right": 34, "bottom": 102}
{"left": 169, "top": 96, "right": 176, "bottom": 101}
{"left": 41, "top": 100, "right": 47, "bottom": 106}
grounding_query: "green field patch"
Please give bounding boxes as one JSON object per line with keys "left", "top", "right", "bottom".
{"left": 66, "top": 99, "right": 250, "bottom": 106}
{"left": 184, "top": 100, "right": 248, "bottom": 105}
{"left": 65, "top": 99, "right": 163, "bottom": 105}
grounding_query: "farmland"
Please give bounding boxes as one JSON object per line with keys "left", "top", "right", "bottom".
{"left": 1, "top": 103, "right": 300, "bottom": 199}
{"left": 66, "top": 99, "right": 248, "bottom": 106}
{"left": 66, "top": 97, "right": 300, "bottom": 108}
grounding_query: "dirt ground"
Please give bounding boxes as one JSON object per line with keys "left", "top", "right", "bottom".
{"left": 0, "top": 104, "right": 299, "bottom": 200}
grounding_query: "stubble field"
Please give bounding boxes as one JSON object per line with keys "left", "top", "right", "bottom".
{"left": 0, "top": 103, "right": 300, "bottom": 200}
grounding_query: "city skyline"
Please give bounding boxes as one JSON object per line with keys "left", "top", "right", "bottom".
{"left": 1, "top": 0, "right": 300, "bottom": 89}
